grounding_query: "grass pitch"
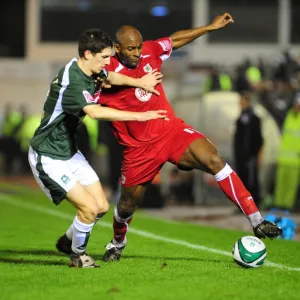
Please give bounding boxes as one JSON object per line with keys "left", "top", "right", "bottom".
{"left": 0, "top": 183, "right": 299, "bottom": 300}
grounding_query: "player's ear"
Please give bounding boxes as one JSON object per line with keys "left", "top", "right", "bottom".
{"left": 114, "top": 43, "right": 120, "bottom": 54}
{"left": 84, "top": 50, "right": 92, "bottom": 60}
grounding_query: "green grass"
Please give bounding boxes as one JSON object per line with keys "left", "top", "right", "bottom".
{"left": 0, "top": 183, "right": 299, "bottom": 300}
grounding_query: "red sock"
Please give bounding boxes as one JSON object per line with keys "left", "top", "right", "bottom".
{"left": 215, "top": 164, "right": 259, "bottom": 216}
{"left": 113, "top": 208, "right": 132, "bottom": 244}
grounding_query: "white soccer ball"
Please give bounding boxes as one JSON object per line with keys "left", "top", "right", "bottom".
{"left": 232, "top": 236, "right": 267, "bottom": 268}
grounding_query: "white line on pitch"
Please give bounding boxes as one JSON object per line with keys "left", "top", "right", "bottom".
{"left": 1, "top": 194, "right": 299, "bottom": 272}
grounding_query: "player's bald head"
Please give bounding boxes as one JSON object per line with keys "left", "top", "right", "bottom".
{"left": 115, "top": 25, "right": 142, "bottom": 46}
{"left": 114, "top": 25, "right": 143, "bottom": 69}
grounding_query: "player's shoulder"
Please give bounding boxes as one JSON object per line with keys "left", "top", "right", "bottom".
{"left": 143, "top": 37, "right": 172, "bottom": 48}
{"left": 142, "top": 37, "right": 172, "bottom": 56}
{"left": 142, "top": 40, "right": 157, "bottom": 53}
{"left": 57, "top": 59, "right": 81, "bottom": 83}
{"left": 68, "top": 61, "right": 89, "bottom": 88}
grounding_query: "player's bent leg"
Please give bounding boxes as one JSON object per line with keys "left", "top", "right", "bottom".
{"left": 177, "top": 137, "right": 225, "bottom": 174}
{"left": 56, "top": 153, "right": 108, "bottom": 258}
{"left": 83, "top": 180, "right": 110, "bottom": 221}
{"left": 178, "top": 138, "right": 282, "bottom": 239}
{"left": 65, "top": 182, "right": 100, "bottom": 268}
{"left": 56, "top": 181, "right": 109, "bottom": 255}
{"left": 103, "top": 183, "right": 148, "bottom": 262}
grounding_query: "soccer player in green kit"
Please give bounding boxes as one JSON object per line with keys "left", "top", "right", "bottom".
{"left": 28, "top": 28, "right": 167, "bottom": 268}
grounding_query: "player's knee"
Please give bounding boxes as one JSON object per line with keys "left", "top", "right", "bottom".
{"left": 98, "top": 199, "right": 110, "bottom": 214}
{"left": 78, "top": 204, "right": 99, "bottom": 223}
{"left": 207, "top": 153, "right": 225, "bottom": 174}
{"left": 117, "top": 198, "right": 139, "bottom": 218}
{"left": 117, "top": 201, "right": 135, "bottom": 217}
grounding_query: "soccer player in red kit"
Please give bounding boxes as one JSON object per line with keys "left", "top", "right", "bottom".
{"left": 55, "top": 13, "right": 282, "bottom": 261}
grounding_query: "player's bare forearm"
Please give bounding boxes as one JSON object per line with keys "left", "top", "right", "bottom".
{"left": 105, "top": 72, "right": 138, "bottom": 86}
{"left": 83, "top": 105, "right": 167, "bottom": 122}
{"left": 170, "top": 12, "right": 234, "bottom": 50}
{"left": 170, "top": 26, "right": 212, "bottom": 50}
{"left": 105, "top": 70, "right": 162, "bottom": 95}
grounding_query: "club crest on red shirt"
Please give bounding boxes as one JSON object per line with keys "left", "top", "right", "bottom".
{"left": 135, "top": 88, "right": 152, "bottom": 102}
{"left": 143, "top": 63, "right": 152, "bottom": 73}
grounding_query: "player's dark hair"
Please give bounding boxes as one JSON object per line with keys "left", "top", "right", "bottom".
{"left": 78, "top": 28, "right": 113, "bottom": 57}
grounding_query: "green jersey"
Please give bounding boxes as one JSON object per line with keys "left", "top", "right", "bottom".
{"left": 31, "top": 58, "right": 107, "bottom": 160}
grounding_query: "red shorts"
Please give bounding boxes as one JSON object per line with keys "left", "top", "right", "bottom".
{"left": 120, "top": 119, "right": 206, "bottom": 186}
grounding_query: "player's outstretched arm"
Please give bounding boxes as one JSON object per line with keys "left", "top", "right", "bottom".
{"left": 83, "top": 104, "right": 168, "bottom": 122}
{"left": 170, "top": 12, "right": 234, "bottom": 50}
{"left": 104, "top": 69, "right": 162, "bottom": 95}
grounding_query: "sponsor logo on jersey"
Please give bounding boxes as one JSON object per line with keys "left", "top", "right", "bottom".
{"left": 82, "top": 90, "right": 96, "bottom": 103}
{"left": 135, "top": 88, "right": 152, "bottom": 102}
{"left": 94, "top": 91, "right": 100, "bottom": 102}
{"left": 143, "top": 63, "right": 152, "bottom": 73}
{"left": 61, "top": 175, "right": 70, "bottom": 185}
{"left": 158, "top": 39, "right": 172, "bottom": 52}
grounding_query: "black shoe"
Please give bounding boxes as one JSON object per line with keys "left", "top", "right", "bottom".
{"left": 56, "top": 234, "right": 72, "bottom": 255}
{"left": 253, "top": 220, "right": 283, "bottom": 239}
{"left": 102, "top": 242, "right": 125, "bottom": 262}
{"left": 69, "top": 252, "right": 99, "bottom": 268}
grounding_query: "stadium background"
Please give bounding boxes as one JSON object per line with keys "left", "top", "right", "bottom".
{"left": 1, "top": 0, "right": 300, "bottom": 234}
{"left": 1, "top": 1, "right": 300, "bottom": 299}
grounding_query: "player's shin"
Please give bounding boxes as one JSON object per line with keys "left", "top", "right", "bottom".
{"left": 64, "top": 212, "right": 105, "bottom": 241}
{"left": 71, "top": 215, "right": 95, "bottom": 253}
{"left": 112, "top": 206, "right": 132, "bottom": 247}
{"left": 214, "top": 163, "right": 263, "bottom": 227}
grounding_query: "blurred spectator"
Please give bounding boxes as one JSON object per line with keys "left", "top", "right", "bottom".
{"left": 17, "top": 113, "right": 41, "bottom": 174}
{"left": 235, "top": 58, "right": 262, "bottom": 92}
{"left": 259, "top": 80, "right": 294, "bottom": 129}
{"left": 258, "top": 57, "right": 266, "bottom": 79}
{"left": 245, "top": 64, "right": 262, "bottom": 88}
{"left": 243, "top": 58, "right": 262, "bottom": 84}
{"left": 0, "top": 104, "right": 24, "bottom": 174}
{"left": 233, "top": 92, "right": 264, "bottom": 207}
{"left": 204, "top": 65, "right": 232, "bottom": 92}
{"left": 234, "top": 64, "right": 252, "bottom": 93}
{"left": 272, "top": 50, "right": 298, "bottom": 83}
{"left": 273, "top": 92, "right": 300, "bottom": 211}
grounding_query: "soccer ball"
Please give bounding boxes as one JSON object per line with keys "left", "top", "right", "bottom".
{"left": 232, "top": 236, "right": 267, "bottom": 268}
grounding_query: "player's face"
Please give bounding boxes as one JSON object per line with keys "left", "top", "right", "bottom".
{"left": 115, "top": 38, "right": 143, "bottom": 69}
{"left": 91, "top": 47, "right": 112, "bottom": 74}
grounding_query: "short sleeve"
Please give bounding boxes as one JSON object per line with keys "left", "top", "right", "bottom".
{"left": 62, "top": 84, "right": 97, "bottom": 116}
{"left": 153, "top": 37, "right": 173, "bottom": 61}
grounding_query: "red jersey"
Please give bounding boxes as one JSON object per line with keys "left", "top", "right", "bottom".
{"left": 97, "top": 37, "right": 177, "bottom": 147}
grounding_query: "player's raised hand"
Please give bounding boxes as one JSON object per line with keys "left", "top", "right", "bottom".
{"left": 139, "top": 69, "right": 163, "bottom": 96}
{"left": 136, "top": 110, "right": 169, "bottom": 122}
{"left": 209, "top": 12, "right": 234, "bottom": 31}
